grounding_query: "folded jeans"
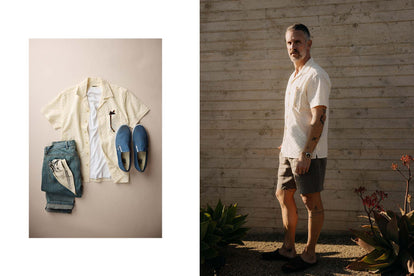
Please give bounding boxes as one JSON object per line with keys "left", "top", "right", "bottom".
{"left": 41, "top": 140, "right": 82, "bottom": 213}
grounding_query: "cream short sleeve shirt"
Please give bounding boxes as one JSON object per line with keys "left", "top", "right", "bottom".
{"left": 41, "top": 77, "right": 150, "bottom": 183}
{"left": 281, "top": 58, "right": 331, "bottom": 159}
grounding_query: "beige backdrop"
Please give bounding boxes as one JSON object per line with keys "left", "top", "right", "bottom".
{"left": 29, "top": 39, "right": 162, "bottom": 238}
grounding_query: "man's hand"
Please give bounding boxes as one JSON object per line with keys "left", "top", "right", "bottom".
{"left": 295, "top": 153, "right": 311, "bottom": 175}
{"left": 295, "top": 105, "right": 327, "bottom": 175}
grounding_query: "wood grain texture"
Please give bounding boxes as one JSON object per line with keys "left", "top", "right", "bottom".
{"left": 200, "top": 0, "right": 414, "bottom": 233}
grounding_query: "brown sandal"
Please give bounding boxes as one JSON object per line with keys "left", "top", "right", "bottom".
{"left": 261, "top": 249, "right": 294, "bottom": 261}
{"left": 281, "top": 256, "right": 318, "bottom": 273}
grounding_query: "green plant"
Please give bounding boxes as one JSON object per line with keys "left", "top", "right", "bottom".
{"left": 200, "top": 200, "right": 249, "bottom": 266}
{"left": 348, "top": 155, "right": 414, "bottom": 274}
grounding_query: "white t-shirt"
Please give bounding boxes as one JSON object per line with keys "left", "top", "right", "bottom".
{"left": 281, "top": 58, "right": 331, "bottom": 159}
{"left": 87, "top": 86, "right": 111, "bottom": 179}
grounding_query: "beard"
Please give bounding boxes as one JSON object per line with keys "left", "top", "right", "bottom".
{"left": 289, "top": 50, "right": 304, "bottom": 61}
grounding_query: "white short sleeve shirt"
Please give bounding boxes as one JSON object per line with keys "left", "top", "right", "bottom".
{"left": 281, "top": 58, "right": 331, "bottom": 159}
{"left": 41, "top": 77, "right": 150, "bottom": 183}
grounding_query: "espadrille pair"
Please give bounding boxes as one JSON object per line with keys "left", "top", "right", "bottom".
{"left": 115, "top": 124, "right": 148, "bottom": 172}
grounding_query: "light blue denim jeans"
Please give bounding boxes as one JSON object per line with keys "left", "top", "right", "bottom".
{"left": 41, "top": 140, "right": 82, "bottom": 213}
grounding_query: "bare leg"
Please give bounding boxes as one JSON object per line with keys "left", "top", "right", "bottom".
{"left": 276, "top": 188, "right": 298, "bottom": 258}
{"left": 300, "top": 192, "right": 324, "bottom": 263}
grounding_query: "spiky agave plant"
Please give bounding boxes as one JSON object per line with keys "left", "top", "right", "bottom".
{"left": 200, "top": 200, "right": 249, "bottom": 265}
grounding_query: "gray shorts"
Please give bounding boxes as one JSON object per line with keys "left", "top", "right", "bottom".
{"left": 276, "top": 152, "right": 327, "bottom": 195}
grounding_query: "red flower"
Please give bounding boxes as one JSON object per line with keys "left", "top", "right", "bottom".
{"left": 391, "top": 163, "right": 398, "bottom": 171}
{"left": 355, "top": 187, "right": 386, "bottom": 212}
{"left": 401, "top": 155, "right": 413, "bottom": 166}
{"left": 377, "top": 190, "right": 388, "bottom": 200}
{"left": 362, "top": 196, "right": 369, "bottom": 207}
{"left": 354, "top": 186, "right": 366, "bottom": 194}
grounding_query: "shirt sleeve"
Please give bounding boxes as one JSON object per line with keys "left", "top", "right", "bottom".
{"left": 41, "top": 91, "right": 65, "bottom": 130}
{"left": 125, "top": 90, "right": 150, "bottom": 128}
{"left": 307, "top": 74, "right": 330, "bottom": 109}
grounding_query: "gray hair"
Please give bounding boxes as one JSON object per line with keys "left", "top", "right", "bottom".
{"left": 286, "top": 24, "right": 311, "bottom": 40}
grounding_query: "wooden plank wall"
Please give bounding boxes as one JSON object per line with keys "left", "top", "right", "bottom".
{"left": 200, "top": 0, "right": 414, "bottom": 234}
{"left": 200, "top": 0, "right": 414, "bottom": 232}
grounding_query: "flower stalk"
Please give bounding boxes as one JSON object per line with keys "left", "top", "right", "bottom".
{"left": 392, "top": 155, "right": 413, "bottom": 215}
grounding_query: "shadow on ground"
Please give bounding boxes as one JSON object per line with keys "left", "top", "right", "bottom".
{"left": 243, "top": 233, "right": 357, "bottom": 245}
{"left": 217, "top": 247, "right": 358, "bottom": 276}
{"left": 209, "top": 234, "right": 373, "bottom": 276}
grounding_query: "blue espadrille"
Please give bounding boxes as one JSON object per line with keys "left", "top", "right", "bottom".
{"left": 115, "top": 125, "right": 131, "bottom": 172}
{"left": 132, "top": 124, "right": 148, "bottom": 172}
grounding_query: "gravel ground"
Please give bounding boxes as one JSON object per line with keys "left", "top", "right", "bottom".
{"left": 211, "top": 233, "right": 380, "bottom": 276}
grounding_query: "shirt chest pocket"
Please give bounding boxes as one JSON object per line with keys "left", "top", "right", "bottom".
{"left": 102, "top": 106, "right": 128, "bottom": 133}
{"left": 292, "top": 87, "right": 304, "bottom": 112}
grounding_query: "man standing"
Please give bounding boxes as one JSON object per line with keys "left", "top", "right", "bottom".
{"left": 262, "top": 24, "right": 331, "bottom": 273}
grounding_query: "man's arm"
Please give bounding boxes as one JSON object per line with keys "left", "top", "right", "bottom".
{"left": 295, "top": 105, "right": 327, "bottom": 175}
